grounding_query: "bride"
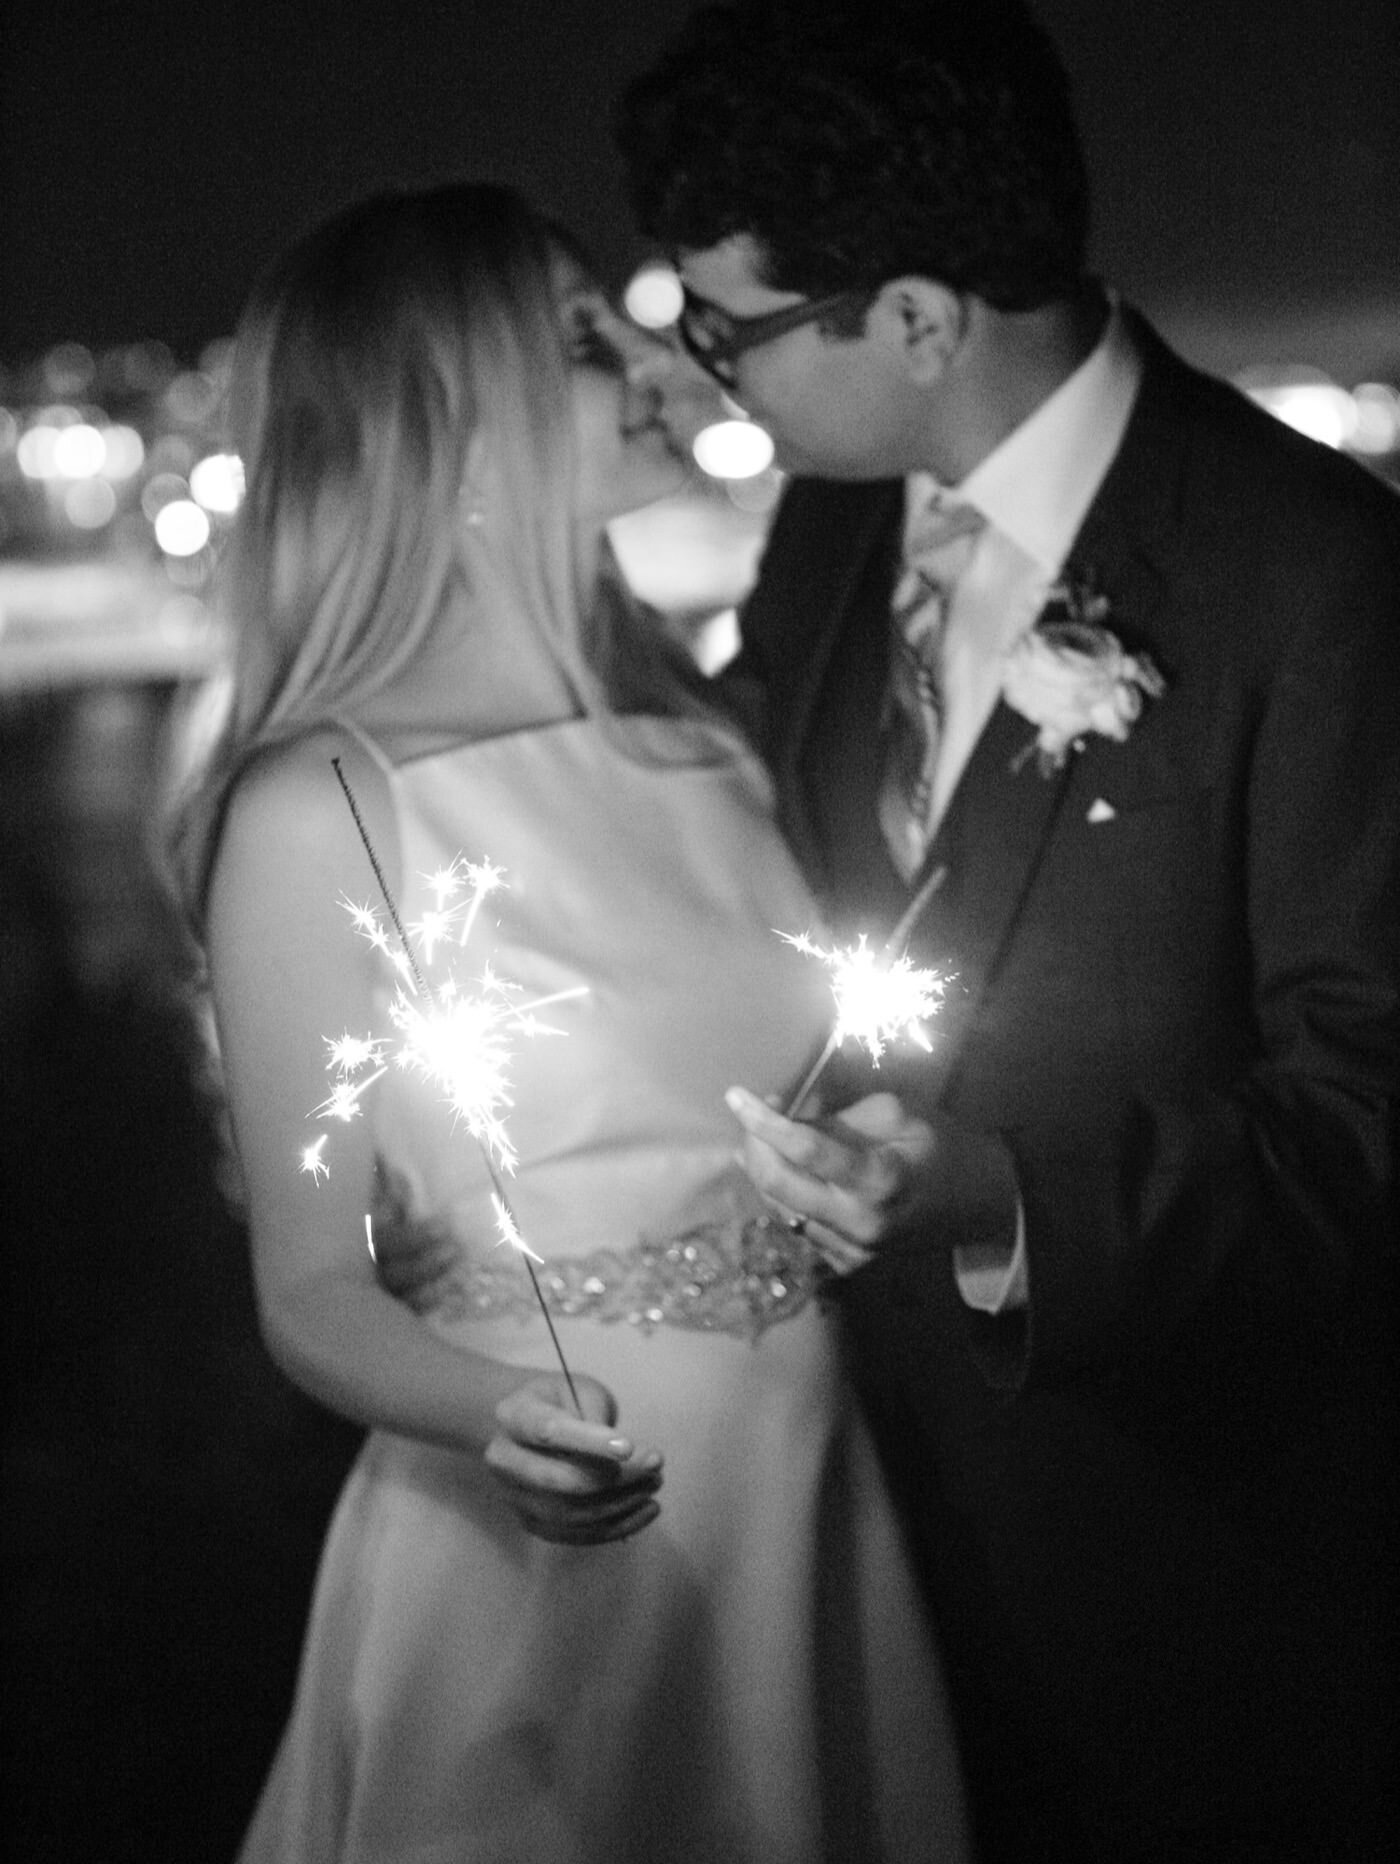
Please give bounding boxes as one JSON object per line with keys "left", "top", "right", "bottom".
{"left": 171, "top": 181, "right": 969, "bottom": 1863}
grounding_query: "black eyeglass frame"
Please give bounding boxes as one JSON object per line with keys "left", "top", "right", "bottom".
{"left": 677, "top": 287, "right": 874, "bottom": 385}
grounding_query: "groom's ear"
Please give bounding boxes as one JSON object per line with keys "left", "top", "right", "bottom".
{"left": 868, "top": 277, "right": 967, "bottom": 384}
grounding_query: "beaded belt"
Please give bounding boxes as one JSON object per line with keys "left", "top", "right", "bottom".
{"left": 372, "top": 1168, "right": 825, "bottom": 1344}
{"left": 461, "top": 1216, "right": 824, "bottom": 1342}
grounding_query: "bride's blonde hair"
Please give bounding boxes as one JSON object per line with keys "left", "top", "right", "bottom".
{"left": 170, "top": 182, "right": 717, "bottom": 925}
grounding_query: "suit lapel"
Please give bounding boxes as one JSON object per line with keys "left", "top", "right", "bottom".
{"left": 914, "top": 704, "right": 1076, "bottom": 1090}
{"left": 915, "top": 319, "right": 1188, "bottom": 1092}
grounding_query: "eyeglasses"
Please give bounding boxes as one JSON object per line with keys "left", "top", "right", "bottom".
{"left": 676, "top": 286, "right": 872, "bottom": 388}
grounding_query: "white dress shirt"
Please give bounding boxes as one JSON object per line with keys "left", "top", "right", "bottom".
{"left": 917, "top": 303, "right": 1143, "bottom": 1311}
{"left": 911, "top": 300, "right": 1144, "bottom": 831}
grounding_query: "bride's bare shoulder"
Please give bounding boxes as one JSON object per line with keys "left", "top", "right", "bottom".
{"left": 216, "top": 725, "right": 397, "bottom": 890}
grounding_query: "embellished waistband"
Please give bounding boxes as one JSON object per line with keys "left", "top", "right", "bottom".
{"left": 412, "top": 1213, "right": 825, "bottom": 1344}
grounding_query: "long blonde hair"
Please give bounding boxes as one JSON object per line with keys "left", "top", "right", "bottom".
{"left": 170, "top": 183, "right": 717, "bottom": 926}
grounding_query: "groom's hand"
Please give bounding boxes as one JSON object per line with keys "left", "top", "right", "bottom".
{"left": 725, "top": 1085, "right": 1016, "bottom": 1273}
{"left": 725, "top": 1087, "right": 932, "bottom": 1270}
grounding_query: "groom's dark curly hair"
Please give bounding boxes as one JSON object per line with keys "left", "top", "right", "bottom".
{"left": 615, "top": 0, "right": 1090, "bottom": 314}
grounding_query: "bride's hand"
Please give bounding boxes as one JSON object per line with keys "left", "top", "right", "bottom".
{"left": 485, "top": 1372, "right": 664, "bottom": 1545}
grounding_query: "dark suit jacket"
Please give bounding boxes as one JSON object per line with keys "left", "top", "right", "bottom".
{"left": 732, "top": 314, "right": 1400, "bottom": 1860}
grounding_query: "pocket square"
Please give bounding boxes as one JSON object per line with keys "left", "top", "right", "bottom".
{"left": 1086, "top": 797, "right": 1117, "bottom": 824}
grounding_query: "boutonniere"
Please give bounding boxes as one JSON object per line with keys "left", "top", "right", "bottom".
{"left": 1002, "top": 570, "right": 1165, "bottom": 776}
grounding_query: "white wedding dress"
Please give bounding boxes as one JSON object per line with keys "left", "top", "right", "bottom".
{"left": 238, "top": 715, "right": 970, "bottom": 1864}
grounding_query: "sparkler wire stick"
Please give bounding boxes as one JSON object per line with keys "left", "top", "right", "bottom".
{"left": 781, "top": 863, "right": 949, "bottom": 1117}
{"left": 331, "top": 758, "right": 430, "bottom": 997}
{"left": 480, "top": 1154, "right": 583, "bottom": 1417}
{"left": 329, "top": 756, "right": 582, "bottom": 1412}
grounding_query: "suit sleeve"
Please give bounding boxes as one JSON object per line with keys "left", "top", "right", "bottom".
{"left": 1006, "top": 494, "right": 1400, "bottom": 1413}
{"left": 920, "top": 439, "right": 1394, "bottom": 1424}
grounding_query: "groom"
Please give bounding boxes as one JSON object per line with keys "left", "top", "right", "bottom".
{"left": 617, "top": 3, "right": 1400, "bottom": 1858}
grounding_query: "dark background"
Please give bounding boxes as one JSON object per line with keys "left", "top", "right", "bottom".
{"left": 3, "top": 0, "right": 1398, "bottom": 379}
{"left": 2, "top": 4, "right": 1397, "bottom": 1860}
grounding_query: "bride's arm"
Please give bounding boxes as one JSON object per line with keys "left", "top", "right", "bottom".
{"left": 205, "top": 733, "right": 661, "bottom": 1541}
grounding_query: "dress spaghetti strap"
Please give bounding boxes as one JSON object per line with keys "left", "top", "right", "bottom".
{"left": 326, "top": 714, "right": 396, "bottom": 778}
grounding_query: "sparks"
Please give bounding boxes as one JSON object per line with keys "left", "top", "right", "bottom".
{"left": 779, "top": 930, "right": 945, "bottom": 1065}
{"left": 385, "top": 986, "right": 521, "bottom": 1173}
{"left": 338, "top": 894, "right": 394, "bottom": 956}
{"left": 300, "top": 1134, "right": 330, "bottom": 1182}
{"left": 312, "top": 1068, "right": 389, "bottom": 1124}
{"left": 408, "top": 907, "right": 457, "bottom": 964}
{"left": 409, "top": 856, "right": 508, "bottom": 957}
{"left": 314, "top": 756, "right": 587, "bottom": 1410}
{"left": 777, "top": 864, "right": 951, "bottom": 1115}
{"left": 455, "top": 857, "right": 506, "bottom": 947}
{"left": 492, "top": 1191, "right": 543, "bottom": 1264}
{"left": 326, "top": 1032, "right": 385, "bottom": 1074}
{"left": 311, "top": 918, "right": 575, "bottom": 1180}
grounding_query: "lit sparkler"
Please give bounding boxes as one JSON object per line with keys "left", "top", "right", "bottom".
{"left": 300, "top": 1134, "right": 330, "bottom": 1183}
{"left": 301, "top": 756, "right": 585, "bottom": 1410}
{"left": 779, "top": 864, "right": 951, "bottom": 1116}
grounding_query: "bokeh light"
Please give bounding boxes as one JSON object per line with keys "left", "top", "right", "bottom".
{"left": 692, "top": 418, "right": 775, "bottom": 480}
{"left": 64, "top": 478, "right": 118, "bottom": 530}
{"left": 17, "top": 425, "right": 63, "bottom": 479}
{"left": 1238, "top": 365, "right": 1358, "bottom": 451}
{"left": 691, "top": 607, "right": 741, "bottom": 676}
{"left": 53, "top": 424, "right": 107, "bottom": 478}
{"left": 189, "top": 451, "right": 245, "bottom": 514}
{"left": 1349, "top": 383, "right": 1400, "bottom": 455}
{"left": 153, "top": 498, "right": 211, "bottom": 557}
{"left": 42, "top": 342, "right": 96, "bottom": 397}
{"left": 164, "top": 370, "right": 221, "bottom": 426}
{"left": 99, "top": 425, "right": 145, "bottom": 479}
{"left": 624, "top": 262, "right": 684, "bottom": 330}
{"left": 1, "top": 313, "right": 1395, "bottom": 698}
{"left": 140, "top": 471, "right": 191, "bottom": 522}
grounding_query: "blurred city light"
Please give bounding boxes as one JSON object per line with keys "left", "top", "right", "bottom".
{"left": 17, "top": 425, "right": 63, "bottom": 479}
{"left": 693, "top": 418, "right": 775, "bottom": 480}
{"left": 145, "top": 432, "right": 197, "bottom": 475}
{"left": 2, "top": 316, "right": 1396, "bottom": 702}
{"left": 140, "top": 471, "right": 191, "bottom": 522}
{"left": 115, "top": 340, "right": 177, "bottom": 394}
{"left": 64, "top": 478, "right": 118, "bottom": 530}
{"left": 99, "top": 425, "right": 145, "bottom": 479}
{"left": 691, "top": 606, "right": 741, "bottom": 676}
{"left": 189, "top": 451, "right": 244, "bottom": 513}
{"left": 624, "top": 262, "right": 684, "bottom": 330}
{"left": 1349, "top": 383, "right": 1400, "bottom": 455}
{"left": 153, "top": 498, "right": 210, "bottom": 557}
{"left": 53, "top": 423, "right": 107, "bottom": 478}
{"left": 1238, "top": 365, "right": 1358, "bottom": 450}
{"left": 165, "top": 370, "right": 221, "bottom": 425}
{"left": 42, "top": 341, "right": 96, "bottom": 397}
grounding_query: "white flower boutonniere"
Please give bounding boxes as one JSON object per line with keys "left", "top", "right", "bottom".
{"left": 1002, "top": 573, "right": 1165, "bottom": 776}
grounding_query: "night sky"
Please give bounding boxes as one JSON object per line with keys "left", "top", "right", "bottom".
{"left": 3, "top": 0, "right": 1397, "bottom": 380}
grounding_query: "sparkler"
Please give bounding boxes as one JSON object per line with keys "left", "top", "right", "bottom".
{"left": 305, "top": 755, "right": 585, "bottom": 1411}
{"left": 779, "top": 864, "right": 950, "bottom": 1116}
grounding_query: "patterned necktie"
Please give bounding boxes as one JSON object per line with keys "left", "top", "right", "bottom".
{"left": 877, "top": 492, "right": 987, "bottom": 881}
